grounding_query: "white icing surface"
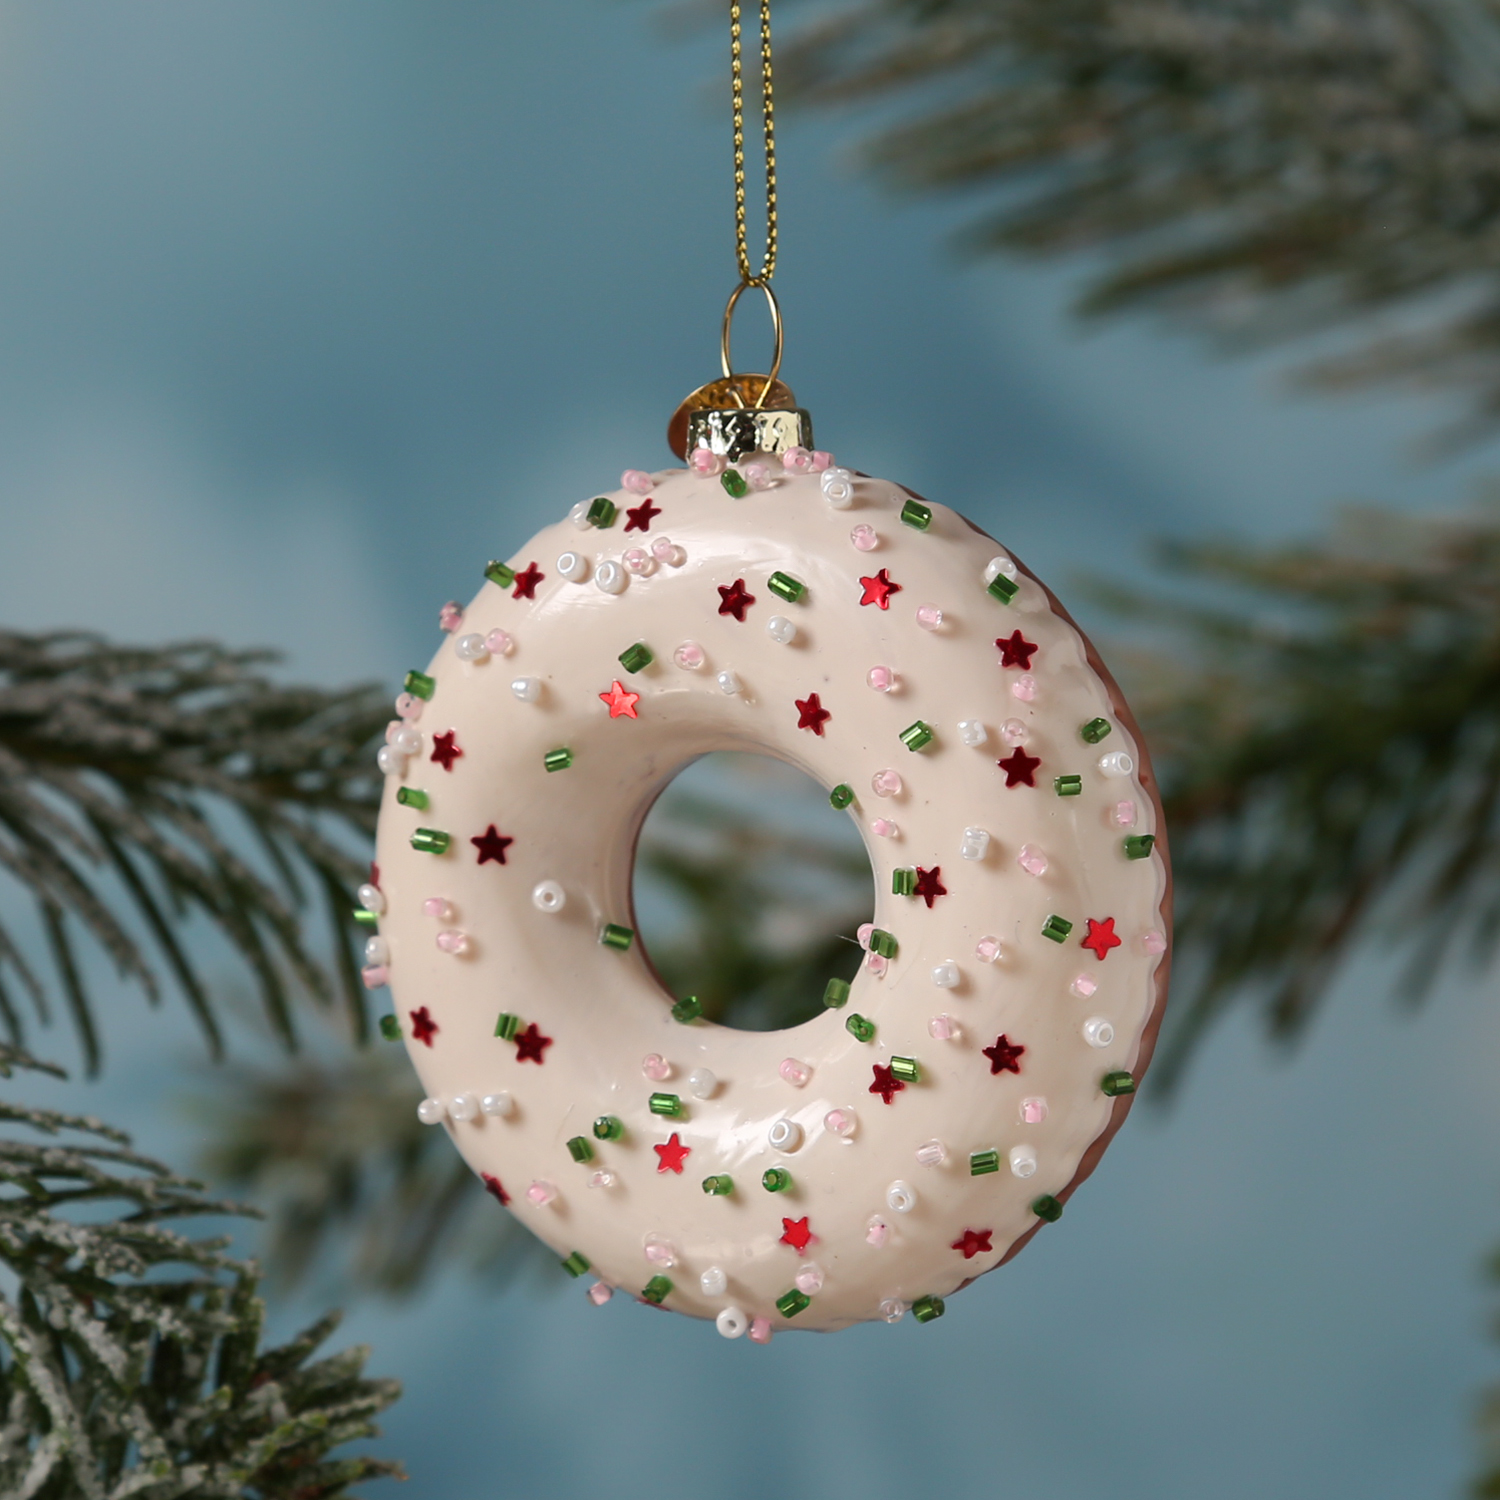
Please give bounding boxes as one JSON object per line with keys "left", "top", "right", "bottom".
{"left": 374, "top": 457, "right": 1170, "bottom": 1332}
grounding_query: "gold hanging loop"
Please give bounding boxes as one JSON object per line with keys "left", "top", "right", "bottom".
{"left": 730, "top": 0, "right": 777, "bottom": 288}
{"left": 720, "top": 279, "right": 783, "bottom": 409}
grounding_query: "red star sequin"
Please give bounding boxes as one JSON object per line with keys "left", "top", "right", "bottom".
{"left": 780, "top": 1216, "right": 814, "bottom": 1255}
{"left": 982, "top": 1034, "right": 1026, "bottom": 1075}
{"left": 914, "top": 866, "right": 947, "bottom": 908}
{"left": 481, "top": 1172, "right": 510, "bottom": 1207}
{"left": 471, "top": 825, "right": 514, "bottom": 865}
{"left": 624, "top": 498, "right": 660, "bottom": 532}
{"left": 409, "top": 1006, "right": 438, "bottom": 1047}
{"left": 953, "top": 1227, "right": 993, "bottom": 1260}
{"left": 513, "top": 1022, "right": 552, "bottom": 1064}
{"left": 869, "top": 1064, "right": 905, "bottom": 1104}
{"left": 795, "top": 693, "right": 831, "bottom": 736}
{"left": 996, "top": 629, "right": 1038, "bottom": 670}
{"left": 600, "top": 679, "right": 640, "bottom": 719}
{"left": 998, "top": 747, "right": 1041, "bottom": 787}
{"left": 369, "top": 862, "right": 380, "bottom": 889}
{"left": 1082, "top": 916, "right": 1123, "bottom": 960}
{"left": 430, "top": 729, "right": 463, "bottom": 772}
{"left": 653, "top": 1132, "right": 691, "bottom": 1174}
{"left": 717, "top": 578, "right": 755, "bottom": 621}
{"left": 858, "top": 568, "right": 902, "bottom": 609}
{"left": 512, "top": 562, "right": 544, "bottom": 600}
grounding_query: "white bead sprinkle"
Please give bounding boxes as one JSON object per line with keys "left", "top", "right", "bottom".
{"left": 363, "top": 936, "right": 389, "bottom": 966}
{"left": 821, "top": 467, "right": 854, "bottom": 506}
{"left": 688, "top": 1068, "right": 718, "bottom": 1099}
{"left": 931, "top": 960, "right": 960, "bottom": 989}
{"left": 717, "top": 1306, "right": 749, "bottom": 1338}
{"left": 531, "top": 880, "right": 566, "bottom": 913}
{"left": 984, "top": 554, "right": 1018, "bottom": 584}
{"left": 958, "top": 719, "right": 987, "bottom": 746}
{"left": 448, "top": 1093, "right": 478, "bottom": 1123}
{"left": 768, "top": 1118, "right": 803, "bottom": 1152}
{"left": 481, "top": 1092, "right": 515, "bottom": 1118}
{"left": 454, "top": 632, "right": 490, "bottom": 662}
{"left": 594, "top": 560, "right": 627, "bottom": 594}
{"left": 1083, "top": 1016, "right": 1115, "bottom": 1047}
{"left": 1009, "top": 1145, "right": 1038, "bottom": 1179}
{"left": 356, "top": 883, "right": 385, "bottom": 915}
{"left": 716, "top": 669, "right": 741, "bottom": 695}
{"left": 557, "top": 550, "right": 589, "bottom": 582}
{"left": 959, "top": 826, "right": 990, "bottom": 861}
{"left": 569, "top": 501, "right": 592, "bottom": 529}
{"left": 700, "top": 1265, "right": 728, "bottom": 1296}
{"left": 417, "top": 1098, "right": 444, "bottom": 1125}
{"left": 511, "top": 676, "right": 541, "bottom": 703}
{"left": 766, "top": 614, "right": 797, "bottom": 644}
{"left": 1099, "top": 750, "right": 1135, "bottom": 778}
{"left": 886, "top": 1180, "right": 917, "bottom": 1214}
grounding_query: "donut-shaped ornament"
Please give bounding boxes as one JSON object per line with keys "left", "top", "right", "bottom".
{"left": 370, "top": 384, "right": 1170, "bottom": 1337}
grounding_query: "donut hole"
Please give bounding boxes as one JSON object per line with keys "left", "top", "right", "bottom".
{"left": 633, "top": 752, "right": 871, "bottom": 1032}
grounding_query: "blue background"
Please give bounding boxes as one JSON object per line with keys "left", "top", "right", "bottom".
{"left": 1, "top": 5, "right": 1497, "bottom": 1496}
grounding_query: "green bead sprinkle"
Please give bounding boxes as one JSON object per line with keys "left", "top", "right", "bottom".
{"left": 845, "top": 1013, "right": 876, "bottom": 1043}
{"left": 641, "top": 1275, "right": 672, "bottom": 1305}
{"left": 829, "top": 783, "right": 854, "bottom": 810}
{"left": 618, "top": 641, "right": 653, "bottom": 673}
{"left": 493, "top": 1012, "right": 521, "bottom": 1041}
{"left": 911, "top": 1294, "right": 946, "bottom": 1323}
{"left": 353, "top": 908, "right": 378, "bottom": 928}
{"left": 1054, "top": 775, "right": 1083, "bottom": 797}
{"left": 1124, "top": 834, "right": 1156, "bottom": 861}
{"left": 767, "top": 571, "right": 806, "bottom": 603}
{"left": 720, "top": 469, "right": 749, "bottom": 498}
{"left": 378, "top": 1015, "right": 401, "bottom": 1041}
{"left": 593, "top": 1115, "right": 624, "bottom": 1141}
{"left": 1102, "top": 1070, "right": 1137, "bottom": 1097}
{"left": 403, "top": 670, "right": 435, "bottom": 700}
{"left": 776, "top": 1288, "right": 811, "bottom": 1318}
{"left": 648, "top": 1093, "right": 684, "bottom": 1118}
{"left": 1032, "top": 1194, "right": 1064, "bottom": 1223}
{"left": 892, "top": 868, "right": 916, "bottom": 897}
{"left": 410, "top": 827, "right": 451, "bottom": 854}
{"left": 586, "top": 496, "right": 618, "bottom": 528}
{"left": 869, "top": 928, "right": 897, "bottom": 959}
{"left": 671, "top": 995, "right": 702, "bottom": 1024}
{"left": 900, "top": 498, "right": 932, "bottom": 531}
{"left": 889, "top": 1055, "right": 920, "bottom": 1083}
{"left": 600, "top": 923, "right": 634, "bottom": 951}
{"left": 899, "top": 720, "right": 935, "bottom": 752}
{"left": 1081, "top": 717, "right": 1112, "bottom": 744}
{"left": 822, "top": 977, "right": 850, "bottom": 1009}
{"left": 702, "top": 1174, "right": 734, "bottom": 1196}
{"left": 987, "top": 573, "right": 1019, "bottom": 604}
{"left": 1041, "top": 914, "right": 1074, "bottom": 943}
{"left": 483, "top": 560, "right": 516, "bottom": 589}
{"left": 566, "top": 1135, "right": 595, "bottom": 1164}
{"left": 560, "top": 1250, "right": 591, "bottom": 1278}
{"left": 543, "top": 746, "right": 574, "bottom": 773}
{"left": 395, "top": 786, "right": 429, "bottom": 809}
{"left": 762, "top": 1167, "right": 792, "bottom": 1193}
{"left": 970, "top": 1149, "right": 1000, "bottom": 1176}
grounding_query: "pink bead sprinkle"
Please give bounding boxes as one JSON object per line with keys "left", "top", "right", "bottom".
{"left": 1141, "top": 929, "right": 1168, "bottom": 955}
{"left": 870, "top": 818, "right": 897, "bottom": 839}
{"left": 642, "top": 1053, "right": 672, "bottom": 1081}
{"left": 780, "top": 1058, "right": 811, "bottom": 1087}
{"left": 1001, "top": 718, "right": 1028, "bottom": 745}
{"left": 589, "top": 1170, "right": 617, "bottom": 1189}
{"left": 749, "top": 1318, "right": 773, "bottom": 1344}
{"left": 867, "top": 665, "right": 895, "bottom": 692}
{"left": 782, "top": 446, "right": 813, "bottom": 473}
{"left": 651, "top": 536, "right": 685, "bottom": 566}
{"left": 526, "top": 1181, "right": 557, "bottom": 1207}
{"left": 438, "top": 601, "right": 464, "bottom": 632}
{"left": 929, "top": 1014, "right": 958, "bottom": 1041}
{"left": 1113, "top": 800, "right": 1137, "bottom": 827}
{"left": 360, "top": 964, "right": 388, "bottom": 989}
{"left": 435, "top": 929, "right": 469, "bottom": 955}
{"left": 871, "top": 769, "right": 902, "bottom": 797}
{"left": 394, "top": 693, "right": 423, "bottom": 721}
{"left": 1071, "top": 973, "right": 1098, "bottom": 998}
{"left": 975, "top": 935, "right": 1002, "bottom": 963}
{"left": 689, "top": 446, "right": 724, "bottom": 476}
{"left": 1021, "top": 1097, "right": 1048, "bottom": 1125}
{"left": 743, "top": 462, "right": 773, "bottom": 490}
{"left": 622, "top": 547, "right": 654, "bottom": 575}
{"left": 1012, "top": 674, "right": 1038, "bottom": 702}
{"left": 856, "top": 922, "right": 875, "bottom": 949}
{"left": 621, "top": 469, "right": 653, "bottom": 494}
{"left": 866, "top": 1217, "right": 889, "bottom": 1248}
{"left": 485, "top": 628, "right": 514, "bottom": 656}
{"left": 794, "top": 1263, "right": 824, "bottom": 1295}
{"left": 422, "top": 898, "right": 454, "bottom": 921}
{"left": 588, "top": 1282, "right": 614, "bottom": 1305}
{"left": 810, "top": 450, "right": 833, "bottom": 471}
{"left": 825, "top": 1108, "right": 855, "bottom": 1137}
{"left": 673, "top": 641, "right": 706, "bottom": 670}
{"left": 1018, "top": 844, "right": 1049, "bottom": 877}
{"left": 866, "top": 951, "right": 889, "bottom": 975}
{"left": 915, "top": 603, "right": 943, "bottom": 631}
{"left": 850, "top": 524, "right": 878, "bottom": 552}
{"left": 643, "top": 1235, "right": 676, "bottom": 1267}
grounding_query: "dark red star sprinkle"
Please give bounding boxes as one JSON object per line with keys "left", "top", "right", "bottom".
{"left": 914, "top": 866, "right": 947, "bottom": 908}
{"left": 369, "top": 862, "right": 381, "bottom": 889}
{"left": 780, "top": 1216, "right": 814, "bottom": 1255}
{"left": 512, "top": 562, "right": 544, "bottom": 600}
{"left": 624, "top": 498, "right": 661, "bottom": 532}
{"left": 482, "top": 1173, "right": 510, "bottom": 1207}
{"left": 953, "top": 1228, "right": 993, "bottom": 1260}
{"left": 1082, "top": 916, "right": 1123, "bottom": 960}
{"left": 998, "top": 747, "right": 1041, "bottom": 787}
{"left": 795, "top": 693, "right": 831, "bottom": 736}
{"left": 858, "top": 568, "right": 902, "bottom": 609}
{"left": 869, "top": 1064, "right": 905, "bottom": 1105}
{"left": 430, "top": 729, "right": 463, "bottom": 772}
{"left": 471, "top": 825, "right": 514, "bottom": 865}
{"left": 996, "top": 629, "right": 1038, "bottom": 670}
{"left": 653, "top": 1132, "right": 691, "bottom": 1174}
{"left": 982, "top": 1034, "right": 1026, "bottom": 1075}
{"left": 717, "top": 578, "right": 756, "bottom": 621}
{"left": 513, "top": 1022, "right": 552, "bottom": 1064}
{"left": 600, "top": 679, "right": 641, "bottom": 720}
{"left": 409, "top": 1006, "right": 438, "bottom": 1047}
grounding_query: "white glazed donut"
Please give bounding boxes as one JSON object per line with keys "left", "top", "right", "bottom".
{"left": 370, "top": 451, "right": 1171, "bottom": 1335}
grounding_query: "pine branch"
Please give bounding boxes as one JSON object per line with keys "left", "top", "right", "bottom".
{"left": 0, "top": 632, "right": 390, "bottom": 1071}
